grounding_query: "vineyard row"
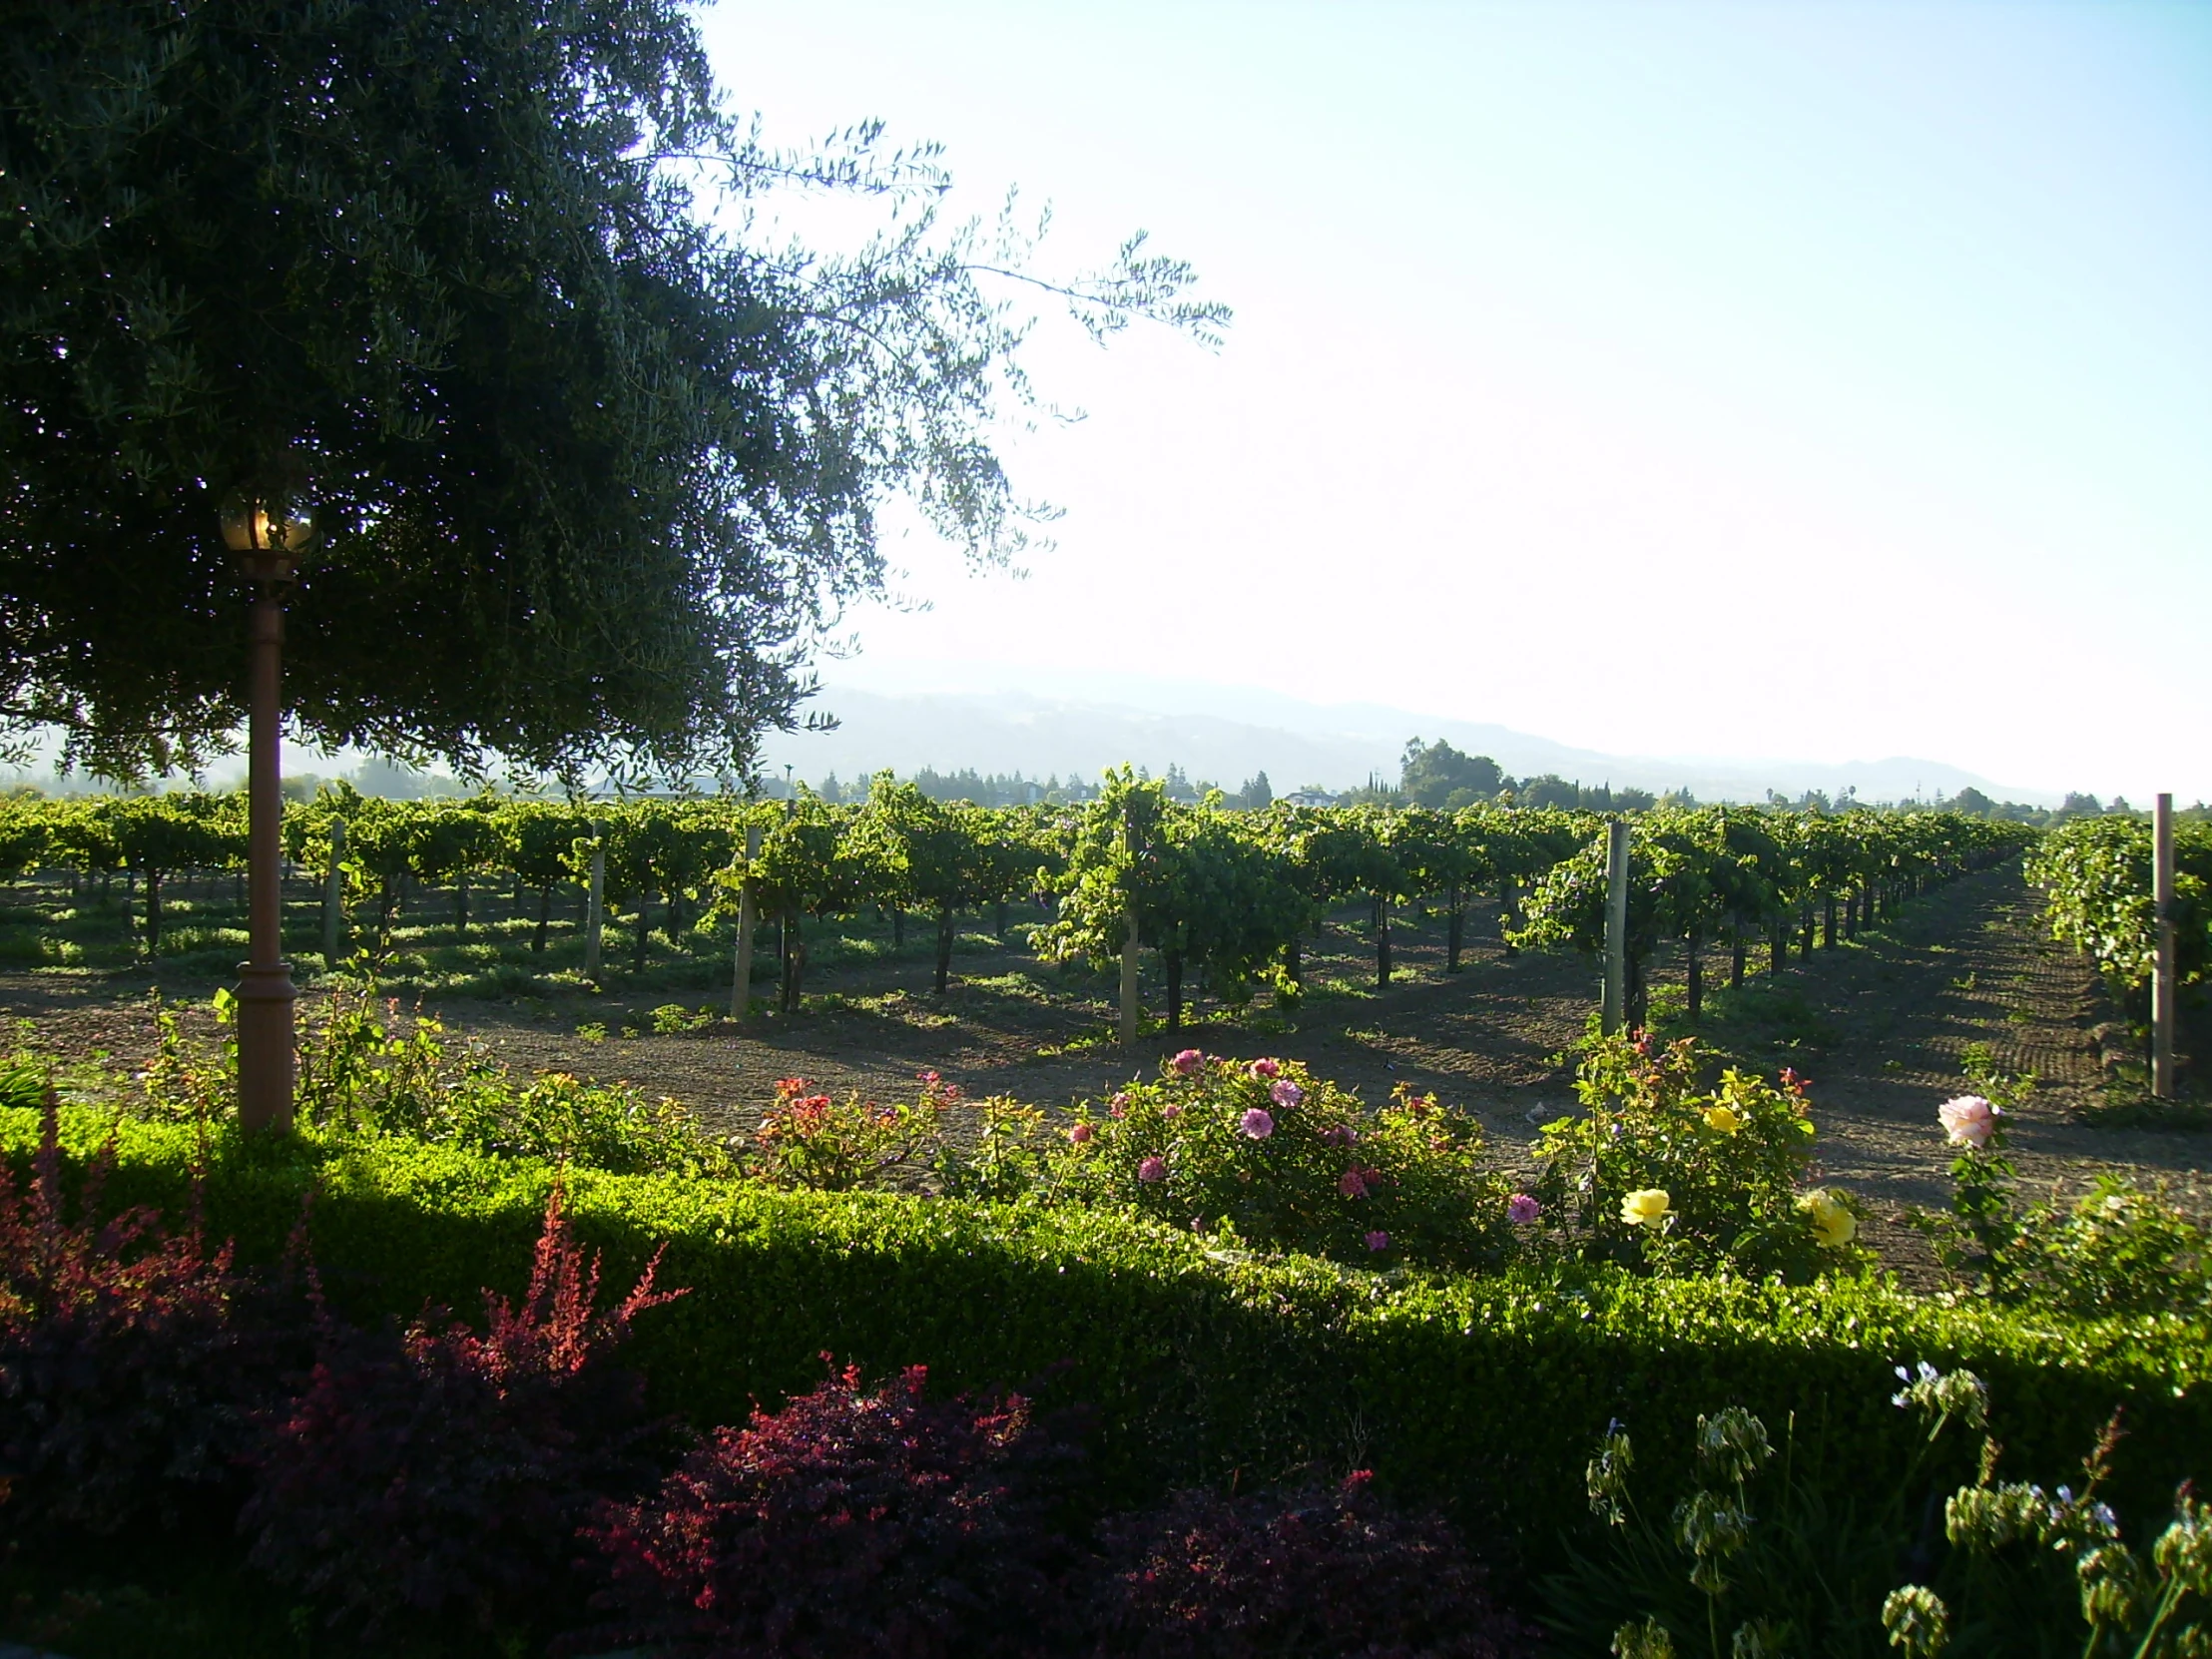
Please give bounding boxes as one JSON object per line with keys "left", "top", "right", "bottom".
{"left": 0, "top": 774, "right": 2050, "bottom": 1031}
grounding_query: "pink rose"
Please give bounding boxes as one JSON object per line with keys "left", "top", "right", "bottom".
{"left": 1507, "top": 1193, "right": 1540, "bottom": 1226}
{"left": 1161, "top": 1103, "right": 1182, "bottom": 1121}
{"left": 1069, "top": 1122, "right": 1094, "bottom": 1145}
{"left": 1338, "top": 1169, "right": 1370, "bottom": 1200}
{"left": 1109, "top": 1092, "right": 1129, "bottom": 1120}
{"left": 1248, "top": 1057, "right": 1281, "bottom": 1080}
{"left": 1240, "top": 1107, "right": 1275, "bottom": 1140}
{"left": 1364, "top": 1231, "right": 1389, "bottom": 1253}
{"left": 1319, "top": 1124, "right": 1358, "bottom": 1147}
{"left": 1937, "top": 1094, "right": 2000, "bottom": 1149}
{"left": 1171, "top": 1048, "right": 1204, "bottom": 1075}
{"left": 1270, "top": 1079, "right": 1303, "bottom": 1110}
{"left": 1138, "top": 1155, "right": 1167, "bottom": 1183}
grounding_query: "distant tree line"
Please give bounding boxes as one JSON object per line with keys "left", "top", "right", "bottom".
{"left": 803, "top": 766, "right": 1279, "bottom": 810}
{"left": 1939, "top": 788, "right": 2202, "bottom": 829}
{"left": 1345, "top": 739, "right": 1667, "bottom": 814}
{"left": 13, "top": 733, "right": 2182, "bottom": 827}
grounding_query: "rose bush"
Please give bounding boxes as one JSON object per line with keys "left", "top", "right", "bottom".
{"left": 1533, "top": 1030, "right": 1861, "bottom": 1278}
{"left": 1053, "top": 1054, "right": 1515, "bottom": 1268}
{"left": 1918, "top": 1053, "right": 2211, "bottom": 1317}
{"left": 742, "top": 1072, "right": 954, "bottom": 1192}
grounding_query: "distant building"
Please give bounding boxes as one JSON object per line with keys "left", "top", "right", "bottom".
{"left": 1284, "top": 789, "right": 1339, "bottom": 808}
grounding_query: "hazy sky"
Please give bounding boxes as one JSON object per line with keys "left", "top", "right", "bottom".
{"left": 698, "top": 1, "right": 2212, "bottom": 801}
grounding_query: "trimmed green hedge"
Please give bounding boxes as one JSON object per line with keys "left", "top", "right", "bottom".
{"left": 9, "top": 1107, "right": 2207, "bottom": 1576}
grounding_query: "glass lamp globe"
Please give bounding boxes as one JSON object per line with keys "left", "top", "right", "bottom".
{"left": 219, "top": 489, "right": 319, "bottom": 580}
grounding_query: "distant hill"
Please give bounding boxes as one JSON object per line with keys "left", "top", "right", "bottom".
{"left": 755, "top": 680, "right": 2058, "bottom": 807}
{"left": 0, "top": 675, "right": 2056, "bottom": 807}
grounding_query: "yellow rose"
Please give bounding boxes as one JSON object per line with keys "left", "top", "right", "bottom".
{"left": 1799, "top": 1188, "right": 1857, "bottom": 1249}
{"left": 1702, "top": 1104, "right": 1749, "bottom": 1135}
{"left": 1620, "top": 1188, "right": 1672, "bottom": 1229}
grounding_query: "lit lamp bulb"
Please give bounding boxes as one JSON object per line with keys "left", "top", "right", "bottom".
{"left": 219, "top": 488, "right": 319, "bottom": 581}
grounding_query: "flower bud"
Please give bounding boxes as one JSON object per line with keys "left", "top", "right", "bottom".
{"left": 1881, "top": 1585, "right": 1949, "bottom": 1659}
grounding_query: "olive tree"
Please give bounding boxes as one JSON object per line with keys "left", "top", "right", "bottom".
{"left": 0, "top": 0, "right": 1224, "bottom": 782}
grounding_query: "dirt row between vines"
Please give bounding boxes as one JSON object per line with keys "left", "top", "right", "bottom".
{"left": 5, "top": 861, "right": 2205, "bottom": 1278}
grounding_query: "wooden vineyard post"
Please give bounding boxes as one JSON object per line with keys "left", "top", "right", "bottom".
{"left": 1117, "top": 790, "right": 1142, "bottom": 1046}
{"left": 731, "top": 822, "right": 761, "bottom": 1022}
{"left": 2153, "top": 792, "right": 2176, "bottom": 1099}
{"left": 1601, "top": 818, "right": 1629, "bottom": 1035}
{"left": 1119, "top": 902, "right": 1141, "bottom": 1046}
{"left": 583, "top": 820, "right": 606, "bottom": 983}
{"left": 321, "top": 817, "right": 346, "bottom": 970}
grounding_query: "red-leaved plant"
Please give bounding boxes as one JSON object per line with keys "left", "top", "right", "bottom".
{"left": 0, "top": 1095, "right": 276, "bottom": 1536}
{"left": 1081, "top": 1471, "right": 1538, "bottom": 1658}
{"left": 244, "top": 1184, "right": 681, "bottom": 1637}
{"left": 573, "top": 1361, "right": 1075, "bottom": 1659}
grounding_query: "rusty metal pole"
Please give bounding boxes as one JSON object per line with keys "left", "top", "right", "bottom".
{"left": 236, "top": 588, "right": 297, "bottom": 1132}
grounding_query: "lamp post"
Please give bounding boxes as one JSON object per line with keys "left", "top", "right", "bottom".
{"left": 219, "top": 488, "right": 319, "bottom": 1133}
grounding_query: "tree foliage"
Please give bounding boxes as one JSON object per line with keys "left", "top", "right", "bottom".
{"left": 0, "top": 0, "right": 1224, "bottom": 782}
{"left": 1399, "top": 738, "right": 1505, "bottom": 809}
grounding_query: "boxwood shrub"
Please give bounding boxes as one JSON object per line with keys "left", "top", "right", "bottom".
{"left": 6, "top": 1105, "right": 2205, "bottom": 1581}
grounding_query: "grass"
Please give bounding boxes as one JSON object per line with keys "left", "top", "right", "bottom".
{"left": 1034, "top": 1023, "right": 1132, "bottom": 1057}
{"left": 0, "top": 873, "right": 1075, "bottom": 1004}
{"left": 0, "top": 873, "right": 1615, "bottom": 1070}
{"left": 957, "top": 969, "right": 1058, "bottom": 1002}
{"left": 1649, "top": 975, "right": 1840, "bottom": 1065}
{"left": 1306, "top": 973, "right": 1378, "bottom": 1001}
{"left": 1, "top": 871, "right": 1500, "bottom": 1048}
{"left": 2085, "top": 1058, "right": 2212, "bottom": 1131}
{"left": 1030, "top": 993, "right": 1306, "bottom": 1058}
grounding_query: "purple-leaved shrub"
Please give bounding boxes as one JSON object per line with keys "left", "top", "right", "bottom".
{"left": 244, "top": 1184, "right": 680, "bottom": 1636}
{"left": 0, "top": 1095, "right": 280, "bottom": 1535}
{"left": 575, "top": 1361, "right": 1074, "bottom": 1659}
{"left": 1081, "top": 1470, "right": 1539, "bottom": 1658}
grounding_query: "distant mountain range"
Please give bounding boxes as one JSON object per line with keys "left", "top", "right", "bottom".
{"left": 3, "top": 675, "right": 2053, "bottom": 807}
{"left": 755, "top": 678, "right": 2059, "bottom": 807}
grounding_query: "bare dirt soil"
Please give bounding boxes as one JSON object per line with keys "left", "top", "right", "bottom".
{"left": 5, "top": 861, "right": 2204, "bottom": 1276}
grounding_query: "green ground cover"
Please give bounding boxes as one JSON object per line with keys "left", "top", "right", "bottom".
{"left": 5, "top": 1101, "right": 2207, "bottom": 1656}
{"left": 5, "top": 998, "right": 2209, "bottom": 1657}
